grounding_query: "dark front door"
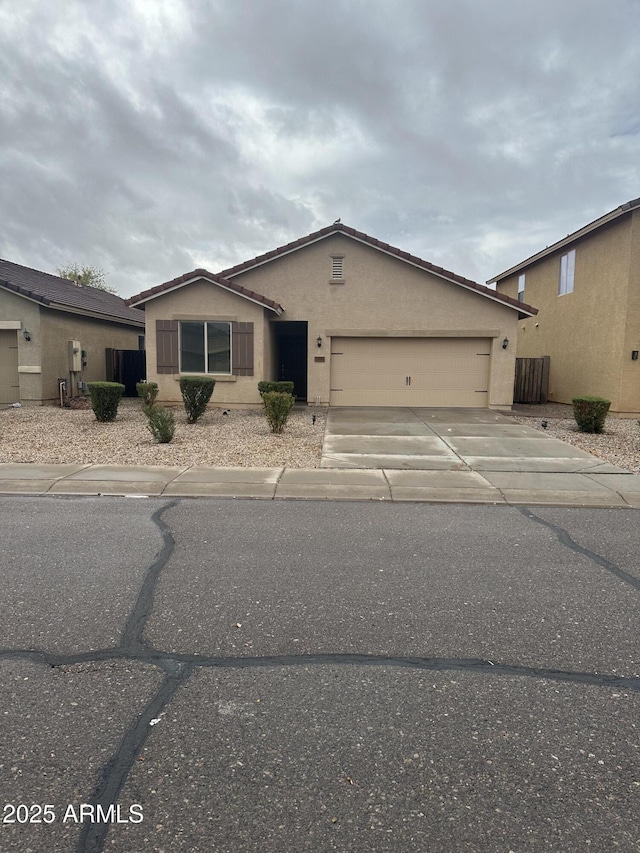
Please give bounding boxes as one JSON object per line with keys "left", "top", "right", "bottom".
{"left": 275, "top": 322, "right": 307, "bottom": 401}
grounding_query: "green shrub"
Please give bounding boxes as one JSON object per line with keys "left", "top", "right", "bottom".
{"left": 86, "top": 381, "right": 125, "bottom": 422}
{"left": 258, "top": 380, "right": 295, "bottom": 399}
{"left": 136, "top": 381, "right": 159, "bottom": 408}
{"left": 572, "top": 396, "right": 611, "bottom": 433}
{"left": 179, "top": 375, "right": 215, "bottom": 423}
{"left": 258, "top": 380, "right": 277, "bottom": 397}
{"left": 263, "top": 390, "right": 295, "bottom": 434}
{"left": 144, "top": 405, "right": 175, "bottom": 443}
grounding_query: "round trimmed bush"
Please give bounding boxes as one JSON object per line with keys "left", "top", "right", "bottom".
{"left": 86, "top": 381, "right": 125, "bottom": 422}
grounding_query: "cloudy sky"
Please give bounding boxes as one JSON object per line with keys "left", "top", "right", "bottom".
{"left": 1, "top": 0, "right": 639, "bottom": 298}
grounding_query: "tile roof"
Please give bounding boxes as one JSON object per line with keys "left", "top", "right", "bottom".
{"left": 0, "top": 258, "right": 145, "bottom": 326}
{"left": 126, "top": 269, "right": 284, "bottom": 314}
{"left": 126, "top": 222, "right": 537, "bottom": 316}
{"left": 490, "top": 197, "right": 640, "bottom": 283}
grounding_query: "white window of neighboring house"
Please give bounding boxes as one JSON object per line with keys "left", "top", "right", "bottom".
{"left": 518, "top": 274, "right": 525, "bottom": 301}
{"left": 179, "top": 321, "right": 231, "bottom": 373}
{"left": 331, "top": 256, "right": 344, "bottom": 280}
{"left": 559, "top": 249, "right": 575, "bottom": 295}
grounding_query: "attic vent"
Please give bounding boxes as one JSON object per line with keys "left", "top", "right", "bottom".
{"left": 331, "top": 256, "right": 344, "bottom": 280}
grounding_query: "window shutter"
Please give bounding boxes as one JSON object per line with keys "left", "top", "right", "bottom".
{"left": 232, "top": 321, "right": 254, "bottom": 376}
{"left": 156, "top": 320, "right": 179, "bottom": 374}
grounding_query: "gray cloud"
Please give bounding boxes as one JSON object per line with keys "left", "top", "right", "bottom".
{"left": 1, "top": 0, "right": 638, "bottom": 296}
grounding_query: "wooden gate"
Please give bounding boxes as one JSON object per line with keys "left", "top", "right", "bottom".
{"left": 514, "top": 356, "right": 550, "bottom": 404}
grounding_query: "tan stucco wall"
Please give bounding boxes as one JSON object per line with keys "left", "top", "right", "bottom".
{"left": 496, "top": 216, "right": 637, "bottom": 414}
{"left": 143, "top": 280, "right": 268, "bottom": 405}
{"left": 144, "top": 235, "right": 520, "bottom": 407}
{"left": 40, "top": 309, "right": 143, "bottom": 403}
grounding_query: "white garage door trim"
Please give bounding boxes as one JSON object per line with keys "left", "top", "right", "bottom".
{"left": 330, "top": 337, "right": 491, "bottom": 407}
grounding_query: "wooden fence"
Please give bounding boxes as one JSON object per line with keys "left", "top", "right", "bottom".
{"left": 514, "top": 356, "right": 550, "bottom": 404}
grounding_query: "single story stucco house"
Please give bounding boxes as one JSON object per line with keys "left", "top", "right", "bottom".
{"left": 0, "top": 259, "right": 145, "bottom": 405}
{"left": 127, "top": 222, "right": 537, "bottom": 409}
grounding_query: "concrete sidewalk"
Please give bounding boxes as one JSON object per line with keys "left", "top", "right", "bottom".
{"left": 1, "top": 462, "right": 640, "bottom": 506}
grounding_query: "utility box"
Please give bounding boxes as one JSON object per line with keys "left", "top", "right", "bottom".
{"left": 68, "top": 340, "right": 82, "bottom": 372}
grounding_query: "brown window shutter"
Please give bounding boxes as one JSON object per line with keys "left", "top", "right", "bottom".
{"left": 232, "top": 321, "right": 254, "bottom": 376}
{"left": 156, "top": 320, "right": 179, "bottom": 374}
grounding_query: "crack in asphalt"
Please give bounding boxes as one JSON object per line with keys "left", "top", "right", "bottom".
{"left": 517, "top": 506, "right": 640, "bottom": 592}
{"left": 2, "top": 499, "right": 639, "bottom": 852}
{"left": 120, "top": 500, "right": 179, "bottom": 653}
{"left": 77, "top": 663, "right": 191, "bottom": 853}
{"left": 2, "top": 647, "right": 639, "bottom": 689}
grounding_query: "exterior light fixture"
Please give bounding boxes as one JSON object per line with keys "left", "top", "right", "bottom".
{"left": 22, "top": 329, "right": 31, "bottom": 341}
{"left": 632, "top": 351, "right": 639, "bottom": 360}
{"left": 502, "top": 337, "right": 509, "bottom": 349}
{"left": 317, "top": 336, "right": 323, "bottom": 348}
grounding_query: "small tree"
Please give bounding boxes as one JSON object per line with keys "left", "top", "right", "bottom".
{"left": 56, "top": 263, "right": 118, "bottom": 295}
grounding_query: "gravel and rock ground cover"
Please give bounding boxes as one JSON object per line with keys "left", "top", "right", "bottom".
{"left": 1, "top": 400, "right": 639, "bottom": 473}
{"left": 503, "top": 403, "right": 640, "bottom": 474}
{"left": 0, "top": 400, "right": 328, "bottom": 468}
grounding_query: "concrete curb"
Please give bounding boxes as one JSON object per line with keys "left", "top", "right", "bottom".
{"left": 0, "top": 463, "right": 639, "bottom": 507}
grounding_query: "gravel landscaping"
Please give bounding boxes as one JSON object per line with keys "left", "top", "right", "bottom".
{"left": 1, "top": 400, "right": 639, "bottom": 473}
{"left": 502, "top": 403, "right": 640, "bottom": 474}
{"left": 0, "top": 400, "right": 328, "bottom": 468}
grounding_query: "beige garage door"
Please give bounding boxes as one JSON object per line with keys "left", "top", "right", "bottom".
{"left": 0, "top": 329, "right": 20, "bottom": 404}
{"left": 330, "top": 337, "right": 491, "bottom": 407}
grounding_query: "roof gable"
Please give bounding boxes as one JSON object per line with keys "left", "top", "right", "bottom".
{"left": 127, "top": 269, "right": 284, "bottom": 314}
{"left": 0, "top": 258, "right": 145, "bottom": 326}
{"left": 217, "top": 223, "right": 536, "bottom": 316}
{"left": 126, "top": 223, "right": 537, "bottom": 316}
{"left": 490, "top": 198, "right": 640, "bottom": 283}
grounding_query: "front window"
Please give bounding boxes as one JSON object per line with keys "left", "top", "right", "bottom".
{"left": 559, "top": 250, "right": 575, "bottom": 295}
{"left": 180, "top": 321, "right": 231, "bottom": 373}
{"left": 518, "top": 274, "right": 525, "bottom": 301}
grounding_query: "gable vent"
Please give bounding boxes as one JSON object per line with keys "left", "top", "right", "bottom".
{"left": 331, "top": 256, "right": 344, "bottom": 279}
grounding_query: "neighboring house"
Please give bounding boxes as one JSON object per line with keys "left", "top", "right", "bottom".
{"left": 0, "top": 259, "right": 145, "bottom": 405}
{"left": 127, "top": 222, "right": 537, "bottom": 409}
{"left": 492, "top": 198, "right": 640, "bottom": 416}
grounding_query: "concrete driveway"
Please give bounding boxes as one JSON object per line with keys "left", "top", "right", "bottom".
{"left": 321, "top": 407, "right": 622, "bottom": 472}
{"left": 320, "top": 407, "right": 639, "bottom": 505}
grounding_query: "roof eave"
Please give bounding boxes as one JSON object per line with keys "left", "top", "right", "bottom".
{"left": 45, "top": 302, "right": 145, "bottom": 327}
{"left": 490, "top": 197, "right": 640, "bottom": 283}
{"left": 222, "top": 225, "right": 533, "bottom": 315}
{"left": 128, "top": 273, "right": 284, "bottom": 315}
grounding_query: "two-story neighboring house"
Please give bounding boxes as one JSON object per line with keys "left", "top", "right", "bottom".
{"left": 492, "top": 199, "right": 640, "bottom": 416}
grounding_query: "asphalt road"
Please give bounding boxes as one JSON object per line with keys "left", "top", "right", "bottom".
{"left": 0, "top": 496, "right": 638, "bottom": 853}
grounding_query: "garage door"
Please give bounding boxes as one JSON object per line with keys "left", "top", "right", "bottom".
{"left": 330, "top": 337, "right": 491, "bottom": 407}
